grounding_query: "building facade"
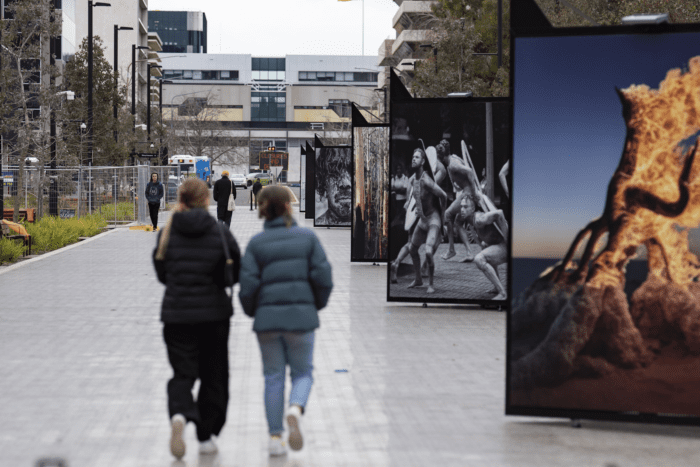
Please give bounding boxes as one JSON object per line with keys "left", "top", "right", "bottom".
{"left": 149, "top": 11, "right": 207, "bottom": 54}
{"left": 74, "top": 0, "right": 157, "bottom": 114}
{"left": 158, "top": 53, "right": 381, "bottom": 181}
{"left": 378, "top": 1, "right": 436, "bottom": 90}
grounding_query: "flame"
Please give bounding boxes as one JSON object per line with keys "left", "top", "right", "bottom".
{"left": 587, "top": 56, "right": 700, "bottom": 288}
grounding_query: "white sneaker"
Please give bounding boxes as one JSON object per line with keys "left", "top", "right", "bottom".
{"left": 286, "top": 405, "right": 303, "bottom": 451}
{"left": 170, "top": 414, "right": 186, "bottom": 459}
{"left": 199, "top": 436, "right": 218, "bottom": 455}
{"left": 269, "top": 435, "right": 287, "bottom": 456}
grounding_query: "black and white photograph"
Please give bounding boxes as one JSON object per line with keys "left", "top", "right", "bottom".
{"left": 314, "top": 139, "right": 352, "bottom": 228}
{"left": 352, "top": 118, "right": 389, "bottom": 262}
{"left": 388, "top": 75, "right": 511, "bottom": 304}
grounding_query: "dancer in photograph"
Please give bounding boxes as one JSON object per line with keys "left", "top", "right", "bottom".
{"left": 499, "top": 160, "right": 509, "bottom": 198}
{"left": 437, "top": 140, "right": 480, "bottom": 262}
{"left": 390, "top": 148, "right": 446, "bottom": 293}
{"left": 459, "top": 194, "right": 508, "bottom": 300}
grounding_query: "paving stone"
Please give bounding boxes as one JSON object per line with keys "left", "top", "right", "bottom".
{"left": 0, "top": 204, "right": 699, "bottom": 466}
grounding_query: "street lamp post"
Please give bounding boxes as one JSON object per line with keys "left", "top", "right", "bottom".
{"left": 159, "top": 79, "right": 173, "bottom": 164}
{"left": 146, "top": 63, "right": 162, "bottom": 140}
{"left": 88, "top": 1, "right": 111, "bottom": 168}
{"left": 113, "top": 25, "right": 133, "bottom": 143}
{"left": 132, "top": 44, "right": 150, "bottom": 133}
{"left": 49, "top": 91, "right": 75, "bottom": 216}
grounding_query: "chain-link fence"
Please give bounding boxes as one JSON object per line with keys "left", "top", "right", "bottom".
{"left": 2, "top": 164, "right": 181, "bottom": 225}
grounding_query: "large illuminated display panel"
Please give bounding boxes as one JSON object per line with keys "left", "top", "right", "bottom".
{"left": 508, "top": 25, "right": 700, "bottom": 425}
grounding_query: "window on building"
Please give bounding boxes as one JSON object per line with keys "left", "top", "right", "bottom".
{"left": 329, "top": 99, "right": 351, "bottom": 118}
{"left": 202, "top": 70, "right": 217, "bottom": 80}
{"left": 192, "top": 70, "right": 202, "bottom": 80}
{"left": 297, "top": 71, "right": 377, "bottom": 82}
{"left": 183, "top": 70, "right": 193, "bottom": 79}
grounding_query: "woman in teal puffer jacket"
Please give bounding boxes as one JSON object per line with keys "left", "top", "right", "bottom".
{"left": 239, "top": 185, "right": 333, "bottom": 457}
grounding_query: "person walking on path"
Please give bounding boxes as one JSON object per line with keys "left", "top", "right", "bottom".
{"left": 252, "top": 178, "right": 263, "bottom": 208}
{"left": 145, "top": 172, "right": 164, "bottom": 231}
{"left": 238, "top": 186, "right": 333, "bottom": 456}
{"left": 153, "top": 178, "right": 241, "bottom": 459}
{"left": 213, "top": 171, "right": 236, "bottom": 227}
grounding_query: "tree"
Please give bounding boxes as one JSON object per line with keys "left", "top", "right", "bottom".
{"left": 60, "top": 36, "right": 133, "bottom": 166}
{"left": 411, "top": 0, "right": 510, "bottom": 98}
{"left": 533, "top": 0, "right": 700, "bottom": 27}
{"left": 0, "top": 0, "right": 61, "bottom": 221}
{"left": 167, "top": 90, "right": 249, "bottom": 171}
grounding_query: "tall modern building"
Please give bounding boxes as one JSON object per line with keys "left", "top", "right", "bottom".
{"left": 149, "top": 11, "right": 207, "bottom": 54}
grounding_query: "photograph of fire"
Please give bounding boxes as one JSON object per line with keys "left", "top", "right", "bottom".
{"left": 509, "top": 28, "right": 700, "bottom": 422}
{"left": 352, "top": 125, "right": 390, "bottom": 262}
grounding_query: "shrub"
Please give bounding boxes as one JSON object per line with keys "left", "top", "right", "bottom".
{"left": 0, "top": 236, "right": 26, "bottom": 264}
{"left": 99, "top": 201, "right": 135, "bottom": 222}
{"left": 25, "top": 214, "right": 107, "bottom": 254}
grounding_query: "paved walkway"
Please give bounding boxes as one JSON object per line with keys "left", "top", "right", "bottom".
{"left": 1, "top": 205, "right": 700, "bottom": 467}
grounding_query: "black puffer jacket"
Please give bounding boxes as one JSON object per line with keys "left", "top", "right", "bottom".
{"left": 153, "top": 208, "right": 241, "bottom": 323}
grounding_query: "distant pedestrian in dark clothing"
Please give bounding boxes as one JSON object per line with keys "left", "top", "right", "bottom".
{"left": 213, "top": 171, "right": 235, "bottom": 227}
{"left": 239, "top": 186, "right": 333, "bottom": 456}
{"left": 153, "top": 178, "right": 241, "bottom": 459}
{"left": 252, "top": 178, "right": 263, "bottom": 208}
{"left": 145, "top": 172, "right": 164, "bottom": 231}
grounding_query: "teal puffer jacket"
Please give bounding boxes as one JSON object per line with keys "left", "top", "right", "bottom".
{"left": 239, "top": 217, "right": 333, "bottom": 332}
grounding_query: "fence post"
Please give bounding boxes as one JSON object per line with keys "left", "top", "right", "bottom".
{"left": 77, "top": 166, "right": 82, "bottom": 219}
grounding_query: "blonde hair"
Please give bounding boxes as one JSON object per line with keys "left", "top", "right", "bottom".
{"left": 155, "top": 178, "right": 210, "bottom": 260}
{"left": 257, "top": 186, "right": 293, "bottom": 227}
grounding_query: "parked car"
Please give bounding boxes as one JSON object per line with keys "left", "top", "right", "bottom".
{"left": 229, "top": 173, "right": 247, "bottom": 189}
{"left": 166, "top": 177, "right": 180, "bottom": 202}
{"left": 246, "top": 172, "right": 272, "bottom": 187}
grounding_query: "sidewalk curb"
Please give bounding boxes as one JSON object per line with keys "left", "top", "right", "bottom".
{"left": 0, "top": 228, "right": 120, "bottom": 276}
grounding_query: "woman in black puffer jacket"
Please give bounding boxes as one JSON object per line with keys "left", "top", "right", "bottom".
{"left": 153, "top": 178, "right": 241, "bottom": 459}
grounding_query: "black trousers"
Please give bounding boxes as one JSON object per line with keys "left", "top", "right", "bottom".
{"left": 148, "top": 202, "right": 159, "bottom": 229}
{"left": 217, "top": 208, "right": 232, "bottom": 227}
{"left": 163, "top": 321, "right": 230, "bottom": 441}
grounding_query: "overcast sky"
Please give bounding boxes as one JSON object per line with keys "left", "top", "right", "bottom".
{"left": 148, "top": 0, "right": 399, "bottom": 57}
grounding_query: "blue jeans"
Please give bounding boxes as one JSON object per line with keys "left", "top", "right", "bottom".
{"left": 256, "top": 331, "right": 315, "bottom": 435}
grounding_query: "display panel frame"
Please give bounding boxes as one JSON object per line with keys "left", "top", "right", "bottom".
{"left": 313, "top": 136, "right": 352, "bottom": 228}
{"left": 305, "top": 141, "right": 315, "bottom": 219}
{"left": 387, "top": 70, "right": 512, "bottom": 305}
{"left": 351, "top": 104, "right": 390, "bottom": 263}
{"left": 300, "top": 143, "right": 306, "bottom": 213}
{"left": 507, "top": 22, "right": 700, "bottom": 426}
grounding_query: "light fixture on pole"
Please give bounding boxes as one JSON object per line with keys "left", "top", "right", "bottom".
{"left": 146, "top": 64, "right": 162, "bottom": 140}
{"left": 159, "top": 79, "right": 173, "bottom": 164}
{"left": 132, "top": 44, "right": 150, "bottom": 133}
{"left": 88, "top": 1, "right": 111, "bottom": 168}
{"left": 113, "top": 25, "right": 133, "bottom": 143}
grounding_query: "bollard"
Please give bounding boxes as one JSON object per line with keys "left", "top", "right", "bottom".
{"left": 250, "top": 189, "right": 253, "bottom": 211}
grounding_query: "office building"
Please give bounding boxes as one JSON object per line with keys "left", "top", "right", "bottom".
{"left": 159, "top": 53, "right": 381, "bottom": 180}
{"left": 149, "top": 11, "right": 207, "bottom": 54}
